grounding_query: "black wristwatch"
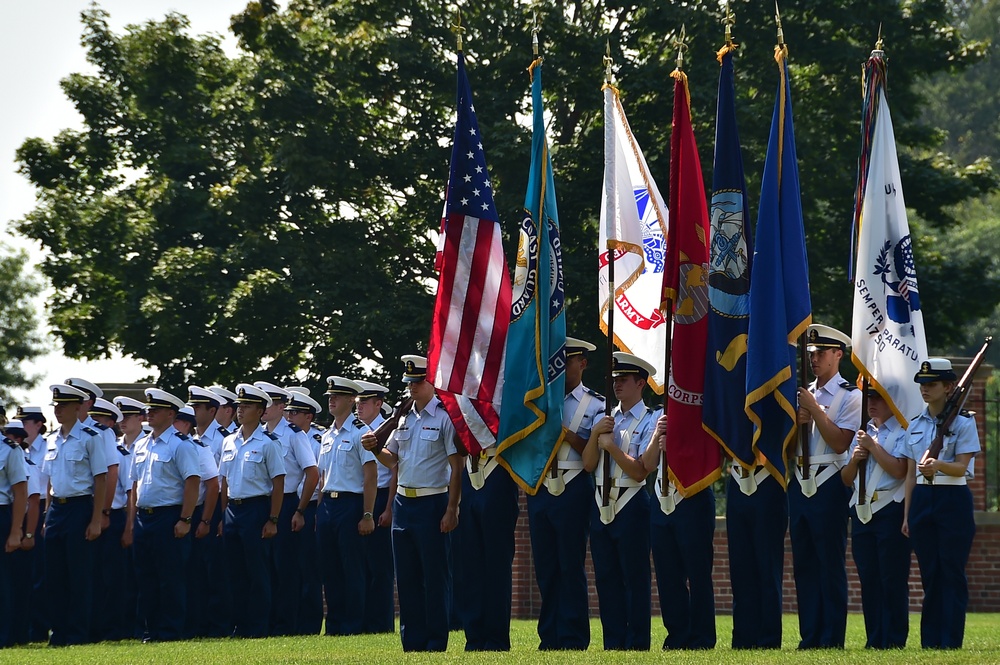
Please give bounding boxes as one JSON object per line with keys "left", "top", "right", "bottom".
{"left": 101, "top": 509, "right": 112, "bottom": 517}
{"left": 295, "top": 508, "right": 305, "bottom": 516}
{"left": 180, "top": 516, "right": 193, "bottom": 525}
{"left": 269, "top": 515, "right": 280, "bottom": 524}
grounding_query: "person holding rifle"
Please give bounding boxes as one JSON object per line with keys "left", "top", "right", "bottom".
{"left": 582, "top": 351, "right": 657, "bottom": 651}
{"left": 903, "top": 356, "right": 982, "bottom": 649}
{"left": 792, "top": 324, "right": 862, "bottom": 649}
{"left": 840, "top": 387, "right": 910, "bottom": 649}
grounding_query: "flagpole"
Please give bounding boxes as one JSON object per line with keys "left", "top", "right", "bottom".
{"left": 602, "top": 42, "right": 615, "bottom": 510}
{"left": 660, "top": 27, "right": 687, "bottom": 493}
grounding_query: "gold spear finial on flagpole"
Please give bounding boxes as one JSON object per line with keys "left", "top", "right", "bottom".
{"left": 604, "top": 40, "right": 613, "bottom": 85}
{"left": 775, "top": 1, "right": 785, "bottom": 48}
{"left": 451, "top": 8, "right": 465, "bottom": 52}
{"left": 724, "top": 1, "right": 736, "bottom": 46}
{"left": 673, "top": 24, "right": 688, "bottom": 71}
{"left": 873, "top": 22, "right": 885, "bottom": 56}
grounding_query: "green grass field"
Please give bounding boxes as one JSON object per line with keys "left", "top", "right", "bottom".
{"left": 3, "top": 615, "right": 1000, "bottom": 664}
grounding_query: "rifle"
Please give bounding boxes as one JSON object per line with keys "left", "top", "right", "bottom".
{"left": 920, "top": 337, "right": 993, "bottom": 483}
{"left": 372, "top": 396, "right": 414, "bottom": 452}
{"left": 798, "top": 332, "right": 811, "bottom": 479}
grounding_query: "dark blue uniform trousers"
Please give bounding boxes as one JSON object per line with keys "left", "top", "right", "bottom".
{"left": 92, "top": 508, "right": 133, "bottom": 640}
{"left": 454, "top": 467, "right": 519, "bottom": 651}
{"left": 590, "top": 488, "right": 651, "bottom": 650}
{"left": 788, "top": 474, "right": 849, "bottom": 648}
{"left": 526, "top": 472, "right": 592, "bottom": 650}
{"left": 726, "top": 472, "right": 787, "bottom": 649}
{"left": 204, "top": 502, "right": 232, "bottom": 637}
{"left": 316, "top": 492, "right": 367, "bottom": 635}
{"left": 269, "top": 492, "right": 301, "bottom": 636}
{"left": 184, "top": 503, "right": 210, "bottom": 638}
{"left": 851, "top": 500, "right": 910, "bottom": 649}
{"left": 134, "top": 504, "right": 190, "bottom": 641}
{"left": 650, "top": 487, "right": 716, "bottom": 649}
{"left": 29, "top": 515, "right": 49, "bottom": 642}
{"left": 362, "top": 487, "right": 395, "bottom": 634}
{"left": 223, "top": 496, "right": 273, "bottom": 638}
{"left": 909, "top": 484, "right": 975, "bottom": 649}
{"left": 392, "top": 492, "right": 452, "bottom": 652}
{"left": 0, "top": 505, "right": 14, "bottom": 648}
{"left": 44, "top": 497, "right": 98, "bottom": 646}
{"left": 297, "top": 500, "right": 323, "bottom": 635}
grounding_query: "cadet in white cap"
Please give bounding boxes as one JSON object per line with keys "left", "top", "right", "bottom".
{"left": 353, "top": 379, "right": 396, "bottom": 634}
{"left": 252, "top": 381, "right": 317, "bottom": 636}
{"left": 14, "top": 405, "right": 48, "bottom": 642}
{"left": 188, "top": 386, "right": 228, "bottom": 465}
{"left": 2, "top": 417, "right": 41, "bottom": 646}
{"left": 790, "top": 323, "right": 861, "bottom": 649}
{"left": 208, "top": 386, "right": 239, "bottom": 433}
{"left": 527, "top": 336, "right": 604, "bottom": 650}
{"left": 314, "top": 376, "right": 376, "bottom": 635}
{"left": 282, "top": 389, "right": 325, "bottom": 635}
{"left": 0, "top": 419, "right": 28, "bottom": 648}
{"left": 903, "top": 358, "right": 979, "bottom": 648}
{"left": 127, "top": 388, "right": 201, "bottom": 642}
{"left": 582, "top": 352, "right": 657, "bottom": 651}
{"left": 111, "top": 396, "right": 145, "bottom": 639}
{"left": 219, "top": 383, "right": 286, "bottom": 638}
{"left": 362, "top": 355, "right": 461, "bottom": 652}
{"left": 42, "top": 384, "right": 109, "bottom": 646}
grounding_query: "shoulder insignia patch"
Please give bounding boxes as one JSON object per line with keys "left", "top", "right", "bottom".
{"left": 94, "top": 423, "right": 110, "bottom": 431}
{"left": 839, "top": 381, "right": 857, "bottom": 391}
{"left": 264, "top": 431, "right": 280, "bottom": 441}
{"left": 117, "top": 444, "right": 131, "bottom": 456}
{"left": 3, "top": 438, "right": 16, "bottom": 449}
{"left": 82, "top": 426, "right": 99, "bottom": 437}
{"left": 26, "top": 456, "right": 37, "bottom": 465}
{"left": 312, "top": 433, "right": 323, "bottom": 442}
{"left": 175, "top": 432, "right": 190, "bottom": 441}
{"left": 353, "top": 418, "right": 366, "bottom": 430}
{"left": 288, "top": 423, "right": 302, "bottom": 433}
{"left": 192, "top": 436, "right": 206, "bottom": 447}
{"left": 959, "top": 409, "right": 974, "bottom": 418}
{"left": 218, "top": 426, "right": 231, "bottom": 436}
{"left": 584, "top": 387, "right": 606, "bottom": 401}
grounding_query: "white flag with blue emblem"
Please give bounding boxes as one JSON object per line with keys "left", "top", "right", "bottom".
{"left": 598, "top": 84, "right": 669, "bottom": 392}
{"left": 851, "top": 87, "right": 927, "bottom": 427}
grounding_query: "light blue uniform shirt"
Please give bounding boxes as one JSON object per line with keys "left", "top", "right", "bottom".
{"left": 902, "top": 408, "right": 980, "bottom": 478}
{"left": 190, "top": 438, "right": 219, "bottom": 505}
{"left": 42, "top": 421, "right": 109, "bottom": 498}
{"left": 386, "top": 398, "right": 457, "bottom": 489}
{"left": 319, "top": 417, "right": 376, "bottom": 493}
{"left": 24, "top": 448, "right": 45, "bottom": 499}
{"left": 0, "top": 442, "right": 29, "bottom": 505}
{"left": 130, "top": 427, "right": 202, "bottom": 508}
{"left": 302, "top": 426, "right": 325, "bottom": 500}
{"left": 611, "top": 400, "right": 656, "bottom": 470}
{"left": 849, "top": 416, "right": 908, "bottom": 494}
{"left": 112, "top": 436, "right": 136, "bottom": 510}
{"left": 28, "top": 436, "right": 48, "bottom": 492}
{"left": 366, "top": 414, "right": 394, "bottom": 488}
{"left": 219, "top": 425, "right": 286, "bottom": 500}
{"left": 563, "top": 383, "right": 606, "bottom": 462}
{"left": 268, "top": 419, "right": 316, "bottom": 494}
{"left": 808, "top": 373, "right": 863, "bottom": 449}
{"left": 199, "top": 424, "right": 230, "bottom": 467}
{"left": 84, "top": 416, "right": 120, "bottom": 470}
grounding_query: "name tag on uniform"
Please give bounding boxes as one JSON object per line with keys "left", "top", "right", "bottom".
{"left": 44, "top": 449, "right": 58, "bottom": 461}
{"left": 244, "top": 449, "right": 263, "bottom": 463}
{"left": 222, "top": 449, "right": 236, "bottom": 463}
{"left": 320, "top": 442, "right": 333, "bottom": 454}
{"left": 337, "top": 439, "right": 353, "bottom": 451}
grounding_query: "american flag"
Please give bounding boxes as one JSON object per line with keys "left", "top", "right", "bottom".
{"left": 427, "top": 52, "right": 511, "bottom": 455}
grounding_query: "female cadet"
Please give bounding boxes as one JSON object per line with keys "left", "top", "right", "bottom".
{"left": 840, "top": 388, "right": 909, "bottom": 648}
{"left": 902, "top": 358, "right": 979, "bottom": 649}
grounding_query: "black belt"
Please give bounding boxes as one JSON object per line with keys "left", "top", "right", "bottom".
{"left": 230, "top": 496, "right": 269, "bottom": 505}
{"left": 138, "top": 505, "right": 180, "bottom": 515}
{"left": 325, "top": 491, "right": 361, "bottom": 499}
{"left": 51, "top": 495, "right": 91, "bottom": 505}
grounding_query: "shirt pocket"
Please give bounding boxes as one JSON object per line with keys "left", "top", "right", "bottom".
{"left": 393, "top": 428, "right": 411, "bottom": 462}
{"left": 244, "top": 449, "right": 264, "bottom": 464}
{"left": 221, "top": 448, "right": 236, "bottom": 464}
{"left": 44, "top": 448, "right": 58, "bottom": 462}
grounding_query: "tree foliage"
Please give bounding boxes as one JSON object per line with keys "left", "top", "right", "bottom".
{"left": 14, "top": 0, "right": 998, "bottom": 395}
{"left": 0, "top": 245, "right": 45, "bottom": 404}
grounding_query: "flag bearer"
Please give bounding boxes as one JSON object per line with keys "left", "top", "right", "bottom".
{"left": 840, "top": 387, "right": 909, "bottom": 649}
{"left": 903, "top": 358, "right": 979, "bottom": 649}
{"left": 526, "top": 336, "right": 604, "bottom": 650}
{"left": 363, "top": 355, "right": 462, "bottom": 652}
{"left": 582, "top": 352, "right": 656, "bottom": 651}
{"left": 792, "top": 324, "right": 861, "bottom": 648}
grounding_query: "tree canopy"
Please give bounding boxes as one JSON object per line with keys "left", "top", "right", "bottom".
{"left": 14, "top": 0, "right": 998, "bottom": 395}
{"left": 0, "top": 245, "right": 45, "bottom": 404}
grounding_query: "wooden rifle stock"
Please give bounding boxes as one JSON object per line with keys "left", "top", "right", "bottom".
{"left": 920, "top": 337, "right": 992, "bottom": 482}
{"left": 798, "top": 332, "right": 811, "bottom": 479}
{"left": 372, "top": 396, "right": 414, "bottom": 451}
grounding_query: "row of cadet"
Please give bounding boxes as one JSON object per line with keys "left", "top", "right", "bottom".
{"left": 0, "top": 323, "right": 980, "bottom": 651}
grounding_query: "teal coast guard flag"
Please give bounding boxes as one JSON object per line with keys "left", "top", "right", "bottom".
{"left": 744, "top": 46, "right": 812, "bottom": 485}
{"left": 703, "top": 45, "right": 755, "bottom": 472}
{"left": 496, "top": 58, "right": 567, "bottom": 494}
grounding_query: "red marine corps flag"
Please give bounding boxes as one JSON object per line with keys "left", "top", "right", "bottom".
{"left": 427, "top": 50, "right": 511, "bottom": 455}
